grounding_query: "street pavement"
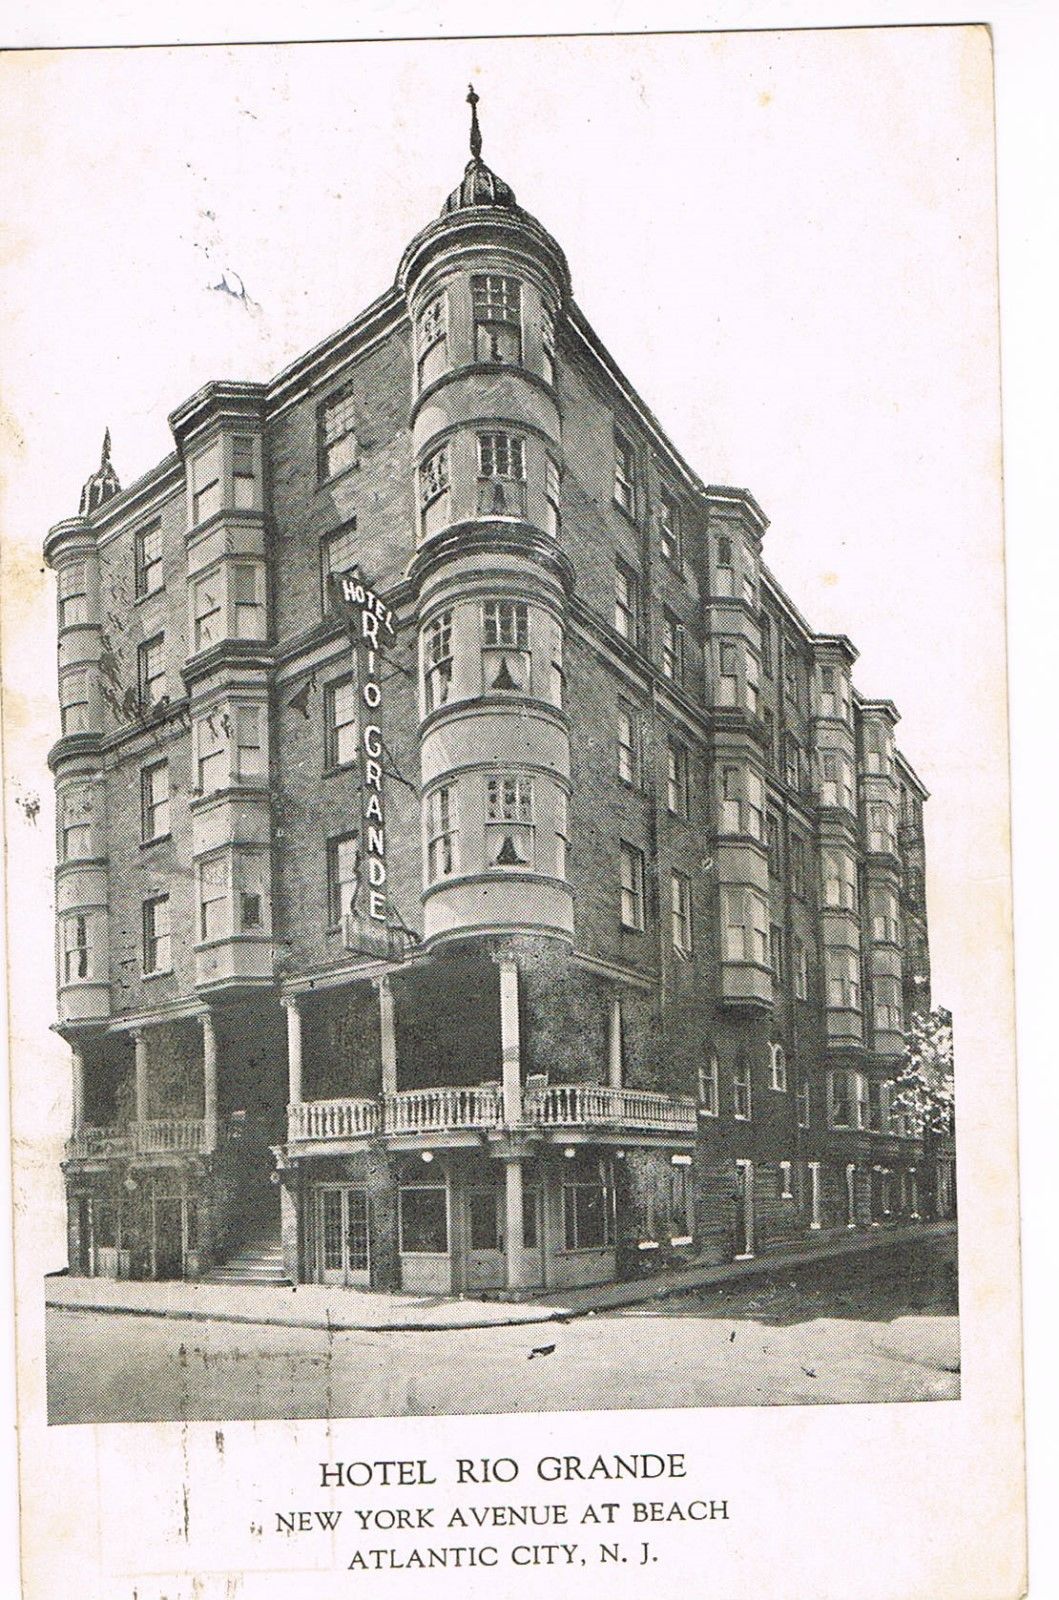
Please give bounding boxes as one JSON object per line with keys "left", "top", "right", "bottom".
{"left": 46, "top": 1230, "right": 958, "bottom": 1424}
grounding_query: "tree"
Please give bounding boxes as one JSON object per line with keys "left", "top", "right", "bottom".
{"left": 893, "top": 1007, "right": 954, "bottom": 1138}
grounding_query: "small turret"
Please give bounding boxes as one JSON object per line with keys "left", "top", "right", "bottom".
{"left": 78, "top": 429, "right": 121, "bottom": 516}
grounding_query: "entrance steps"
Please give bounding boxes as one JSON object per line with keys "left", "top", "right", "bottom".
{"left": 202, "top": 1236, "right": 289, "bottom": 1286}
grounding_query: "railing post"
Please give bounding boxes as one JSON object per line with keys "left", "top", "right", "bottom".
{"left": 499, "top": 959, "right": 522, "bottom": 1126}
{"left": 131, "top": 1027, "right": 148, "bottom": 1132}
{"left": 201, "top": 1010, "right": 218, "bottom": 1153}
{"left": 283, "top": 994, "right": 303, "bottom": 1108}
{"left": 70, "top": 1041, "right": 84, "bottom": 1138}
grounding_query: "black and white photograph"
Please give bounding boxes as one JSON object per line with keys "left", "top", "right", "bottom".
{"left": 0, "top": 15, "right": 1028, "bottom": 1600}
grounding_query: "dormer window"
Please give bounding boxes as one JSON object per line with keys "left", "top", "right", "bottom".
{"left": 472, "top": 274, "right": 522, "bottom": 363}
{"left": 477, "top": 432, "right": 526, "bottom": 516}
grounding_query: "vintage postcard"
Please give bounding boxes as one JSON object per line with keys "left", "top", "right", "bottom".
{"left": 1, "top": 20, "right": 1025, "bottom": 1600}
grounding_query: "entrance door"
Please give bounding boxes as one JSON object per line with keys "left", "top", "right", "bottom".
{"left": 317, "top": 1187, "right": 371, "bottom": 1286}
{"left": 734, "top": 1161, "right": 754, "bottom": 1259}
{"left": 464, "top": 1186, "right": 505, "bottom": 1291}
{"left": 154, "top": 1197, "right": 185, "bottom": 1279}
{"left": 520, "top": 1187, "right": 545, "bottom": 1288}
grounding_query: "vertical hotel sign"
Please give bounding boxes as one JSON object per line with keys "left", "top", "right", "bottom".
{"left": 335, "top": 570, "right": 396, "bottom": 943}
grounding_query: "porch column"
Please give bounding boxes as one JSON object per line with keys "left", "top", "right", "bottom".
{"left": 70, "top": 1041, "right": 84, "bottom": 1136}
{"left": 503, "top": 1156, "right": 526, "bottom": 1290}
{"left": 809, "top": 1160, "right": 822, "bottom": 1229}
{"left": 499, "top": 960, "right": 521, "bottom": 1126}
{"left": 845, "top": 1162, "right": 856, "bottom": 1227}
{"left": 283, "top": 995, "right": 303, "bottom": 1106}
{"left": 201, "top": 1010, "right": 218, "bottom": 1152}
{"left": 132, "top": 1027, "right": 148, "bottom": 1128}
{"left": 608, "top": 993, "right": 623, "bottom": 1089}
{"left": 376, "top": 976, "right": 397, "bottom": 1097}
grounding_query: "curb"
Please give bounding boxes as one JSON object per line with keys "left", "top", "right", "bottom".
{"left": 45, "top": 1221, "right": 956, "bottom": 1336}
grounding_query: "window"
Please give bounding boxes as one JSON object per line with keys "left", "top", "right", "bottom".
{"left": 769, "top": 923, "right": 785, "bottom": 989}
{"left": 190, "top": 444, "right": 221, "bottom": 524}
{"left": 234, "top": 704, "right": 265, "bottom": 783}
{"left": 58, "top": 562, "right": 88, "bottom": 628}
{"left": 790, "top": 832, "right": 807, "bottom": 898}
{"left": 671, "top": 872, "right": 692, "bottom": 956}
{"left": 761, "top": 615, "right": 774, "bottom": 677}
{"left": 142, "top": 896, "right": 171, "bottom": 975}
{"left": 195, "top": 710, "right": 226, "bottom": 793}
{"left": 826, "top": 948, "right": 861, "bottom": 1012}
{"left": 545, "top": 455, "right": 562, "bottom": 537}
{"left": 819, "top": 663, "right": 848, "bottom": 720}
{"left": 819, "top": 749, "right": 854, "bottom": 810}
{"left": 721, "top": 885, "right": 769, "bottom": 964}
{"left": 718, "top": 763, "right": 763, "bottom": 839}
{"left": 863, "top": 722, "right": 892, "bottom": 775}
{"left": 784, "top": 648, "right": 802, "bottom": 708}
{"left": 235, "top": 850, "right": 267, "bottom": 933}
{"left": 763, "top": 706, "right": 777, "bottom": 770}
{"left": 766, "top": 812, "right": 781, "bottom": 876}
{"left": 192, "top": 573, "right": 223, "bottom": 652}
{"left": 867, "top": 802, "right": 896, "bottom": 855}
{"left": 715, "top": 535, "right": 735, "bottom": 596}
{"left": 784, "top": 734, "right": 802, "bottom": 792}
{"left": 63, "top": 914, "right": 90, "bottom": 982}
{"left": 769, "top": 1042, "right": 788, "bottom": 1092}
{"left": 555, "top": 784, "right": 569, "bottom": 880}
{"left": 822, "top": 848, "right": 858, "bottom": 911}
{"left": 718, "top": 639, "right": 739, "bottom": 707}
{"left": 617, "top": 701, "right": 639, "bottom": 785}
{"left": 62, "top": 817, "right": 92, "bottom": 861}
{"left": 485, "top": 774, "right": 534, "bottom": 869}
{"left": 562, "top": 1176, "right": 613, "bottom": 1249}
{"left": 477, "top": 432, "right": 526, "bottom": 515}
{"left": 733, "top": 1058, "right": 752, "bottom": 1120}
{"left": 198, "top": 856, "right": 230, "bottom": 943}
{"left": 797, "top": 1077, "right": 810, "bottom": 1128}
{"left": 472, "top": 273, "right": 522, "bottom": 364}
{"left": 482, "top": 599, "right": 529, "bottom": 692}
{"left": 418, "top": 446, "right": 451, "bottom": 539}
{"left": 416, "top": 292, "right": 448, "bottom": 387}
{"left": 548, "top": 621, "right": 564, "bottom": 708}
{"left": 830, "top": 1069, "right": 853, "bottom": 1127}
{"left": 868, "top": 1080, "right": 888, "bottom": 1133}
{"left": 698, "top": 1054, "right": 719, "bottom": 1116}
{"left": 873, "top": 976, "right": 904, "bottom": 1034}
{"left": 541, "top": 302, "right": 557, "bottom": 384}
{"left": 328, "top": 833, "right": 361, "bottom": 924}
{"left": 613, "top": 430, "right": 636, "bottom": 517}
{"left": 746, "top": 649, "right": 760, "bottom": 714}
{"left": 614, "top": 562, "right": 640, "bottom": 643}
{"left": 319, "top": 387, "right": 359, "bottom": 479}
{"left": 666, "top": 738, "right": 689, "bottom": 817}
{"left": 399, "top": 1186, "right": 449, "bottom": 1254}
{"left": 426, "top": 786, "right": 456, "bottom": 882}
{"left": 138, "top": 635, "right": 166, "bottom": 708}
{"left": 422, "top": 611, "right": 453, "bottom": 712}
{"left": 232, "top": 435, "right": 257, "bottom": 509}
{"left": 870, "top": 885, "right": 901, "bottom": 945}
{"left": 661, "top": 611, "right": 685, "bottom": 685}
{"left": 141, "top": 761, "right": 170, "bottom": 841}
{"left": 619, "top": 841, "right": 645, "bottom": 930}
{"left": 321, "top": 521, "right": 359, "bottom": 606}
{"left": 793, "top": 936, "right": 809, "bottom": 1000}
{"left": 60, "top": 672, "right": 90, "bottom": 735}
{"left": 233, "top": 563, "right": 265, "bottom": 639}
{"left": 134, "top": 521, "right": 164, "bottom": 598}
{"left": 325, "top": 678, "right": 358, "bottom": 768}
{"left": 659, "top": 489, "right": 681, "bottom": 565}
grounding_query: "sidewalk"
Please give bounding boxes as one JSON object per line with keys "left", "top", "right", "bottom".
{"left": 46, "top": 1219, "right": 956, "bottom": 1335}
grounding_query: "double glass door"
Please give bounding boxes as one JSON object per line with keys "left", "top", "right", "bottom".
{"left": 317, "top": 1186, "right": 370, "bottom": 1286}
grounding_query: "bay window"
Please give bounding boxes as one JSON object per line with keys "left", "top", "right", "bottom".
{"left": 721, "top": 885, "right": 769, "bottom": 965}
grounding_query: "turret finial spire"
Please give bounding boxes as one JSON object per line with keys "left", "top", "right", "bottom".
{"left": 467, "top": 83, "right": 482, "bottom": 161}
{"left": 101, "top": 427, "right": 112, "bottom": 468}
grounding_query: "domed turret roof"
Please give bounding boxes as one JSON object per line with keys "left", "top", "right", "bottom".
{"left": 441, "top": 85, "right": 519, "bottom": 216}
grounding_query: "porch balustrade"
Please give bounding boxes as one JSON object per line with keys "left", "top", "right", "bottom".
{"left": 65, "top": 1118, "right": 211, "bottom": 1159}
{"left": 286, "top": 1082, "right": 696, "bottom": 1144}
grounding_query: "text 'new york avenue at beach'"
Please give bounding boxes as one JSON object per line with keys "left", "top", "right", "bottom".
{"left": 272, "top": 1454, "right": 729, "bottom": 1571}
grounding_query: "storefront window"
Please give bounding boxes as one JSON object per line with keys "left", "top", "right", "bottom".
{"left": 399, "top": 1186, "right": 448, "bottom": 1253}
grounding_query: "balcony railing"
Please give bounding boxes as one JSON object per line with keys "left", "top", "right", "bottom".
{"left": 524, "top": 1084, "right": 697, "bottom": 1132}
{"left": 287, "top": 1083, "right": 696, "bottom": 1145}
{"left": 289, "top": 1098, "right": 380, "bottom": 1142}
{"left": 65, "top": 1118, "right": 210, "bottom": 1160}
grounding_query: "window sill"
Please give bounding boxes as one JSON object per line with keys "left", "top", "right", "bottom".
{"left": 139, "top": 834, "right": 172, "bottom": 850}
{"left": 321, "top": 763, "right": 358, "bottom": 780}
{"left": 316, "top": 461, "right": 360, "bottom": 494}
{"left": 142, "top": 969, "right": 174, "bottom": 982}
{"left": 133, "top": 589, "right": 166, "bottom": 608}
{"left": 612, "top": 497, "right": 640, "bottom": 529}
